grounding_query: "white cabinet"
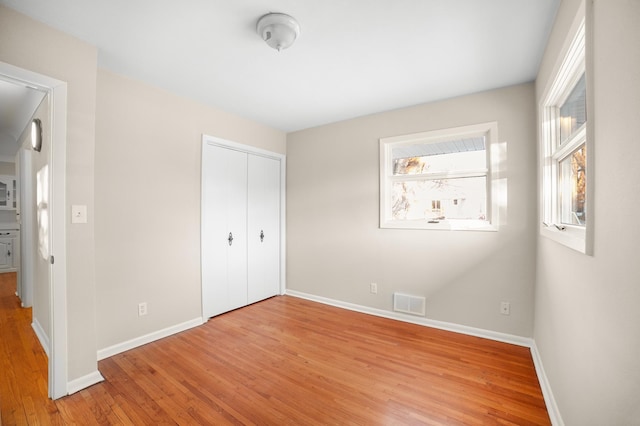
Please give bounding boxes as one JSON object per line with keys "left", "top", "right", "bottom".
{"left": 0, "top": 175, "right": 17, "bottom": 210}
{"left": 0, "top": 230, "right": 19, "bottom": 273}
{"left": 201, "top": 138, "right": 283, "bottom": 319}
{"left": 0, "top": 239, "right": 12, "bottom": 269}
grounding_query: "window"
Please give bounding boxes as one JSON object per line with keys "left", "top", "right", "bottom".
{"left": 380, "top": 122, "right": 500, "bottom": 231}
{"left": 540, "top": 16, "right": 592, "bottom": 253}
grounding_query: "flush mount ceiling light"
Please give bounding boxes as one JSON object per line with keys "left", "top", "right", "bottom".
{"left": 256, "top": 12, "right": 300, "bottom": 51}
{"left": 31, "top": 118, "right": 42, "bottom": 152}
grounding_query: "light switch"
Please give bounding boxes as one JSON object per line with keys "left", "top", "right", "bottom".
{"left": 71, "top": 205, "right": 87, "bottom": 224}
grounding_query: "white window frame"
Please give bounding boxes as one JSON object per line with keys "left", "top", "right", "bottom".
{"left": 380, "top": 122, "right": 500, "bottom": 231}
{"left": 539, "top": 10, "right": 593, "bottom": 254}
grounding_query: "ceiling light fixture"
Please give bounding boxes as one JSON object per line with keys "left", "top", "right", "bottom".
{"left": 256, "top": 13, "right": 300, "bottom": 52}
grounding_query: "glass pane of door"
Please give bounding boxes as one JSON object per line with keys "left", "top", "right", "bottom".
{"left": 0, "top": 180, "right": 7, "bottom": 207}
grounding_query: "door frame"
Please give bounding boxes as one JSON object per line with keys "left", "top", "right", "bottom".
{"left": 200, "top": 134, "right": 286, "bottom": 318}
{"left": 0, "top": 61, "right": 68, "bottom": 399}
{"left": 17, "top": 149, "right": 34, "bottom": 307}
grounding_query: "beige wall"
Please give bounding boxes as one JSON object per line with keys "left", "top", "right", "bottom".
{"left": 287, "top": 83, "right": 538, "bottom": 337}
{"left": 0, "top": 5, "right": 99, "bottom": 381}
{"left": 534, "top": 0, "right": 640, "bottom": 424}
{"left": 94, "top": 69, "right": 286, "bottom": 350}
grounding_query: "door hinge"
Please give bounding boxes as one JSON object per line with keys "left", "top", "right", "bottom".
{"left": 50, "top": 255, "right": 54, "bottom": 265}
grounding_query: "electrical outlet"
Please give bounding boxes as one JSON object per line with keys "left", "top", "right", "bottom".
{"left": 500, "top": 301, "right": 510, "bottom": 315}
{"left": 370, "top": 283, "right": 378, "bottom": 294}
{"left": 138, "top": 302, "right": 147, "bottom": 317}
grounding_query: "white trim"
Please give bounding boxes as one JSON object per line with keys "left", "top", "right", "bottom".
{"left": 48, "top": 72, "right": 69, "bottom": 400}
{"left": 279, "top": 155, "right": 287, "bottom": 295}
{"left": 202, "top": 135, "right": 284, "bottom": 161}
{"left": 540, "top": 225, "right": 585, "bottom": 253}
{"left": 97, "top": 317, "right": 203, "bottom": 360}
{"left": 0, "top": 61, "right": 68, "bottom": 399}
{"left": 32, "top": 318, "right": 50, "bottom": 357}
{"left": 583, "top": 0, "right": 595, "bottom": 256}
{"left": 380, "top": 122, "right": 500, "bottom": 231}
{"left": 285, "top": 290, "right": 532, "bottom": 347}
{"left": 539, "top": 2, "right": 592, "bottom": 255}
{"left": 530, "top": 341, "right": 565, "bottom": 426}
{"left": 67, "top": 370, "right": 104, "bottom": 395}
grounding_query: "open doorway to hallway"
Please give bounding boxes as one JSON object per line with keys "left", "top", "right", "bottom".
{"left": 0, "top": 61, "right": 68, "bottom": 399}
{"left": 0, "top": 75, "right": 49, "bottom": 404}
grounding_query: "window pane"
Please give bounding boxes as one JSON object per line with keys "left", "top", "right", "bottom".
{"left": 559, "top": 73, "right": 586, "bottom": 143}
{"left": 560, "top": 145, "right": 587, "bottom": 226}
{"left": 392, "top": 177, "right": 487, "bottom": 221}
{"left": 393, "top": 137, "right": 485, "bottom": 175}
{"left": 0, "top": 180, "right": 6, "bottom": 207}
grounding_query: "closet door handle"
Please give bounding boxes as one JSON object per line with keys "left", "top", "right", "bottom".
{"left": 260, "top": 230, "right": 264, "bottom": 242}
{"left": 228, "top": 232, "right": 234, "bottom": 246}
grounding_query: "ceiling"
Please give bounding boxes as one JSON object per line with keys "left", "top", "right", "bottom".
{"left": 0, "top": 78, "right": 46, "bottom": 158}
{"left": 0, "top": 0, "right": 559, "bottom": 133}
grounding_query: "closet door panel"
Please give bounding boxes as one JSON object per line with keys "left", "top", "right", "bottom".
{"left": 247, "top": 154, "right": 280, "bottom": 304}
{"left": 202, "top": 144, "right": 248, "bottom": 318}
{"left": 226, "top": 150, "right": 249, "bottom": 312}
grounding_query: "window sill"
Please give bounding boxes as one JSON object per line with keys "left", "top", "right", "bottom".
{"left": 540, "top": 224, "right": 587, "bottom": 253}
{"left": 382, "top": 219, "right": 497, "bottom": 232}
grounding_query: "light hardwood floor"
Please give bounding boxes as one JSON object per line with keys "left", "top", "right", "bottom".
{"left": 1, "top": 273, "right": 550, "bottom": 425}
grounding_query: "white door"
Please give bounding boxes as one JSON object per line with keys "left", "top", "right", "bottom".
{"left": 202, "top": 144, "right": 248, "bottom": 318}
{"left": 202, "top": 136, "right": 284, "bottom": 319}
{"left": 247, "top": 154, "right": 280, "bottom": 304}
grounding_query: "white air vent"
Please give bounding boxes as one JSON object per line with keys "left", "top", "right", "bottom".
{"left": 393, "top": 293, "right": 426, "bottom": 316}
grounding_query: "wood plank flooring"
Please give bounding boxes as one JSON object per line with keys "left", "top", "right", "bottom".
{"left": 0, "top": 272, "right": 60, "bottom": 424}
{"left": 1, "top": 273, "right": 550, "bottom": 425}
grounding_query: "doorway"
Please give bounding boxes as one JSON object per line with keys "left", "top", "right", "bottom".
{"left": 0, "top": 61, "right": 68, "bottom": 399}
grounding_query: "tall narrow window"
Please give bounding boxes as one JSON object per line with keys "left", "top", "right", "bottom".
{"left": 380, "top": 122, "right": 499, "bottom": 231}
{"left": 540, "top": 16, "right": 591, "bottom": 253}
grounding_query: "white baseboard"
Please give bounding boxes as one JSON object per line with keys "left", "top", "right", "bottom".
{"left": 67, "top": 370, "right": 104, "bottom": 395}
{"left": 97, "top": 317, "right": 203, "bottom": 361}
{"left": 31, "top": 318, "right": 50, "bottom": 357}
{"left": 285, "top": 290, "right": 533, "bottom": 347}
{"left": 530, "top": 341, "right": 564, "bottom": 426}
{"left": 286, "top": 290, "right": 563, "bottom": 425}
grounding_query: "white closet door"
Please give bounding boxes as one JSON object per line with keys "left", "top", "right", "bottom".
{"left": 247, "top": 154, "right": 280, "bottom": 304}
{"left": 202, "top": 144, "right": 248, "bottom": 318}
